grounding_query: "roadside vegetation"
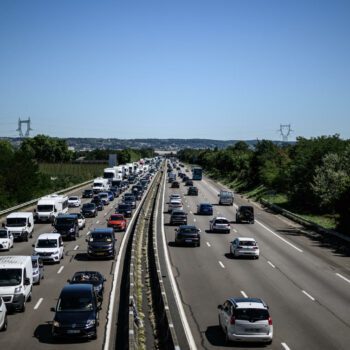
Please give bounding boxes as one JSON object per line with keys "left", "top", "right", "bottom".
{"left": 178, "top": 135, "right": 350, "bottom": 235}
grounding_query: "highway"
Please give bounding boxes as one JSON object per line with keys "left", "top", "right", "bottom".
{"left": 156, "top": 166, "right": 350, "bottom": 350}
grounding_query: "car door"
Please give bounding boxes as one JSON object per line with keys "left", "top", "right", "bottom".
{"left": 231, "top": 239, "right": 238, "bottom": 253}
{"left": 220, "top": 301, "right": 232, "bottom": 329}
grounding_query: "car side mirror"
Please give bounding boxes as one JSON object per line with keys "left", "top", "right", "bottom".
{"left": 67, "top": 279, "right": 71, "bottom": 283}
{"left": 50, "top": 307, "right": 55, "bottom": 312}
{"left": 28, "top": 223, "right": 32, "bottom": 227}
{"left": 24, "top": 278, "right": 30, "bottom": 286}
{"left": 217, "top": 305, "right": 223, "bottom": 310}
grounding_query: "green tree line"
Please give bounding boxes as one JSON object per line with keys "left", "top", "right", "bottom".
{"left": 178, "top": 135, "right": 350, "bottom": 235}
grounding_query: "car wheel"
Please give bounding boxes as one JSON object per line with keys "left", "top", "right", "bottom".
{"left": 1, "top": 315, "right": 7, "bottom": 331}
{"left": 25, "top": 234, "right": 29, "bottom": 242}
{"left": 225, "top": 328, "right": 231, "bottom": 345}
{"left": 19, "top": 301, "right": 26, "bottom": 313}
{"left": 37, "top": 277, "right": 41, "bottom": 285}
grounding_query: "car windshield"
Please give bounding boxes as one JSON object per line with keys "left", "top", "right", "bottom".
{"left": 90, "top": 233, "right": 113, "bottom": 242}
{"left": 84, "top": 190, "right": 92, "bottom": 194}
{"left": 55, "top": 218, "right": 75, "bottom": 226}
{"left": 6, "top": 218, "right": 27, "bottom": 227}
{"left": 215, "top": 219, "right": 229, "bottom": 224}
{"left": 119, "top": 205, "right": 130, "bottom": 210}
{"left": 179, "top": 227, "right": 198, "bottom": 234}
{"left": 69, "top": 197, "right": 78, "bottom": 201}
{"left": 110, "top": 215, "right": 123, "bottom": 220}
{"left": 37, "top": 205, "right": 54, "bottom": 212}
{"left": 240, "top": 241, "right": 257, "bottom": 246}
{"left": 37, "top": 239, "right": 58, "bottom": 248}
{"left": 0, "top": 268, "right": 22, "bottom": 286}
{"left": 0, "top": 230, "right": 9, "bottom": 238}
{"left": 235, "top": 308, "right": 269, "bottom": 321}
{"left": 57, "top": 295, "right": 93, "bottom": 312}
{"left": 94, "top": 183, "right": 102, "bottom": 187}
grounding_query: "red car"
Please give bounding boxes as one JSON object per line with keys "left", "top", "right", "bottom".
{"left": 107, "top": 214, "right": 127, "bottom": 231}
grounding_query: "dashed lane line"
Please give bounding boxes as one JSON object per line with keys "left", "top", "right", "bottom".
{"left": 267, "top": 261, "right": 276, "bottom": 268}
{"left": 336, "top": 273, "right": 350, "bottom": 284}
{"left": 302, "top": 290, "right": 315, "bottom": 301}
{"left": 240, "top": 291, "right": 248, "bottom": 298}
{"left": 34, "top": 298, "right": 43, "bottom": 310}
{"left": 218, "top": 261, "right": 225, "bottom": 269}
{"left": 206, "top": 242, "right": 211, "bottom": 247}
{"left": 57, "top": 266, "right": 64, "bottom": 274}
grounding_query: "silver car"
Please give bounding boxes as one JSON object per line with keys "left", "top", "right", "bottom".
{"left": 31, "top": 256, "right": 44, "bottom": 285}
{"left": 218, "top": 297, "right": 273, "bottom": 344}
{"left": 230, "top": 237, "right": 260, "bottom": 259}
{"left": 210, "top": 217, "right": 231, "bottom": 233}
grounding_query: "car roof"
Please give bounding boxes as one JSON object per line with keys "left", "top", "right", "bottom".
{"left": 178, "top": 225, "right": 198, "bottom": 229}
{"left": 170, "top": 199, "right": 182, "bottom": 203}
{"left": 7, "top": 212, "right": 33, "bottom": 219}
{"left": 61, "top": 283, "right": 93, "bottom": 295}
{"left": 236, "top": 237, "right": 256, "bottom": 241}
{"left": 213, "top": 216, "right": 228, "bottom": 220}
{"left": 228, "top": 297, "right": 267, "bottom": 309}
{"left": 57, "top": 214, "right": 77, "bottom": 219}
{"left": 171, "top": 209, "right": 186, "bottom": 214}
{"left": 91, "top": 228, "right": 114, "bottom": 234}
{"left": 38, "top": 233, "right": 61, "bottom": 239}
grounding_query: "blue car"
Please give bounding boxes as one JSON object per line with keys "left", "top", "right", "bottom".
{"left": 107, "top": 191, "right": 115, "bottom": 201}
{"left": 197, "top": 203, "right": 213, "bottom": 215}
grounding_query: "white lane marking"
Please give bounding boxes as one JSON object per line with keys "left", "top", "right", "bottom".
{"left": 281, "top": 343, "right": 291, "bottom": 350}
{"left": 267, "top": 261, "right": 276, "bottom": 268}
{"left": 160, "top": 173, "right": 198, "bottom": 350}
{"left": 336, "top": 273, "right": 350, "bottom": 284}
{"left": 86, "top": 230, "right": 90, "bottom": 236}
{"left": 206, "top": 242, "right": 211, "bottom": 247}
{"left": 302, "top": 290, "right": 315, "bottom": 301}
{"left": 241, "top": 291, "right": 248, "bottom": 298}
{"left": 74, "top": 245, "right": 79, "bottom": 251}
{"left": 233, "top": 229, "right": 237, "bottom": 233}
{"left": 256, "top": 220, "right": 303, "bottom": 253}
{"left": 34, "top": 298, "right": 43, "bottom": 310}
{"left": 104, "top": 213, "right": 108, "bottom": 216}
{"left": 57, "top": 266, "right": 64, "bottom": 274}
{"left": 190, "top": 211, "right": 193, "bottom": 214}
{"left": 96, "top": 220, "right": 100, "bottom": 224}
{"left": 187, "top": 205, "right": 190, "bottom": 208}
{"left": 218, "top": 261, "right": 225, "bottom": 269}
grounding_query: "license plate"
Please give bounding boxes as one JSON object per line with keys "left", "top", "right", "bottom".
{"left": 246, "top": 328, "right": 260, "bottom": 332}
{"left": 67, "top": 330, "right": 80, "bottom": 334}
{"left": 96, "top": 252, "right": 105, "bottom": 255}
{"left": 185, "top": 239, "right": 192, "bottom": 243}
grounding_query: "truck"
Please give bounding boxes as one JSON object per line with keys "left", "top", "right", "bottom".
{"left": 34, "top": 194, "right": 68, "bottom": 223}
{"left": 0, "top": 256, "right": 33, "bottom": 312}
{"left": 103, "top": 167, "right": 117, "bottom": 182}
{"left": 192, "top": 167, "right": 203, "bottom": 180}
{"left": 5, "top": 212, "right": 34, "bottom": 241}
{"left": 92, "top": 178, "right": 109, "bottom": 194}
{"left": 218, "top": 190, "right": 234, "bottom": 205}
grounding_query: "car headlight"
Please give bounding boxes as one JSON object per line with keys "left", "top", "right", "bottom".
{"left": 14, "top": 286, "right": 22, "bottom": 293}
{"left": 53, "top": 320, "right": 60, "bottom": 327}
{"left": 33, "top": 270, "right": 39, "bottom": 275}
{"left": 53, "top": 250, "right": 59, "bottom": 254}
{"left": 69, "top": 228, "right": 75, "bottom": 232}
{"left": 86, "top": 319, "right": 96, "bottom": 327}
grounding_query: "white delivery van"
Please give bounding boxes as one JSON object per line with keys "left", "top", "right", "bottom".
{"left": 35, "top": 194, "right": 68, "bottom": 223}
{"left": 32, "top": 233, "right": 64, "bottom": 264}
{"left": 5, "top": 212, "right": 34, "bottom": 241}
{"left": 218, "top": 190, "right": 234, "bottom": 205}
{"left": 0, "top": 256, "right": 33, "bottom": 312}
{"left": 103, "top": 167, "right": 117, "bottom": 182}
{"left": 93, "top": 178, "right": 110, "bottom": 193}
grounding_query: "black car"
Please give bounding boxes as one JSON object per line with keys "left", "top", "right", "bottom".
{"left": 197, "top": 203, "right": 213, "bottom": 215}
{"left": 170, "top": 209, "right": 187, "bottom": 225}
{"left": 185, "top": 179, "right": 193, "bottom": 186}
{"left": 182, "top": 176, "right": 189, "bottom": 182}
{"left": 51, "top": 284, "right": 100, "bottom": 340}
{"left": 175, "top": 225, "right": 201, "bottom": 247}
{"left": 171, "top": 181, "right": 180, "bottom": 188}
{"left": 236, "top": 205, "right": 254, "bottom": 224}
{"left": 53, "top": 214, "right": 79, "bottom": 240}
{"left": 91, "top": 197, "right": 104, "bottom": 211}
{"left": 87, "top": 228, "right": 116, "bottom": 259}
{"left": 68, "top": 271, "right": 106, "bottom": 302}
{"left": 110, "top": 186, "right": 120, "bottom": 197}
{"left": 81, "top": 203, "right": 98, "bottom": 218}
{"left": 187, "top": 186, "right": 198, "bottom": 196}
{"left": 82, "top": 189, "right": 94, "bottom": 198}
{"left": 116, "top": 203, "right": 132, "bottom": 218}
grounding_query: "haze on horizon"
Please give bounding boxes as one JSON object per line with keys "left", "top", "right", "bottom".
{"left": 0, "top": 0, "right": 349, "bottom": 141}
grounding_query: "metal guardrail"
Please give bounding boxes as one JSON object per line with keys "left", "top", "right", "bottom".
{"left": 0, "top": 179, "right": 93, "bottom": 218}
{"left": 260, "top": 199, "right": 350, "bottom": 243}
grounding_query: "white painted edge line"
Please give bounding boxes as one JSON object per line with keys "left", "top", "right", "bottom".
{"left": 103, "top": 173, "right": 157, "bottom": 350}
{"left": 34, "top": 298, "right": 43, "bottom": 310}
{"left": 206, "top": 242, "right": 211, "bottom": 247}
{"left": 267, "top": 261, "right": 276, "bottom": 268}
{"left": 74, "top": 245, "right": 79, "bottom": 251}
{"left": 240, "top": 290, "right": 248, "bottom": 298}
{"left": 218, "top": 261, "right": 225, "bottom": 269}
{"left": 302, "top": 290, "right": 315, "bottom": 301}
{"left": 281, "top": 343, "right": 291, "bottom": 350}
{"left": 160, "top": 172, "right": 198, "bottom": 350}
{"left": 57, "top": 266, "right": 64, "bottom": 274}
{"left": 336, "top": 273, "right": 350, "bottom": 284}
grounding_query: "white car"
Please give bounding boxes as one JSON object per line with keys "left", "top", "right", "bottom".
{"left": 210, "top": 217, "right": 231, "bottom": 233}
{"left": 169, "top": 193, "right": 181, "bottom": 201}
{"left": 230, "top": 237, "right": 259, "bottom": 259}
{"left": 0, "top": 297, "right": 8, "bottom": 331}
{"left": 68, "top": 196, "right": 81, "bottom": 207}
{"left": 0, "top": 229, "right": 14, "bottom": 251}
{"left": 33, "top": 233, "right": 64, "bottom": 263}
{"left": 168, "top": 199, "right": 183, "bottom": 213}
{"left": 218, "top": 297, "right": 273, "bottom": 344}
{"left": 75, "top": 213, "right": 86, "bottom": 230}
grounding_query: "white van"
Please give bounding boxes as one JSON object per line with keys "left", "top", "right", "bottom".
{"left": 0, "top": 256, "right": 33, "bottom": 312}
{"left": 35, "top": 194, "right": 68, "bottom": 223}
{"left": 32, "top": 233, "right": 64, "bottom": 264}
{"left": 218, "top": 190, "right": 234, "bottom": 205}
{"left": 92, "top": 178, "right": 110, "bottom": 193}
{"left": 5, "top": 212, "right": 34, "bottom": 241}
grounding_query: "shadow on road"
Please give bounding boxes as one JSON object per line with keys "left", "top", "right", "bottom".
{"left": 74, "top": 253, "right": 89, "bottom": 261}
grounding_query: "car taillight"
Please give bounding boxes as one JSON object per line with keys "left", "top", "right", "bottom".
{"left": 230, "top": 316, "right": 235, "bottom": 325}
{"left": 268, "top": 317, "right": 272, "bottom": 325}
{"left": 253, "top": 247, "right": 258, "bottom": 250}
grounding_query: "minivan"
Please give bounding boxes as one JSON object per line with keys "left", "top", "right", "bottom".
{"left": 32, "top": 233, "right": 64, "bottom": 263}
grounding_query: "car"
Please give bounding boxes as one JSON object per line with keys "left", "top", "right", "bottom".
{"left": 53, "top": 214, "right": 79, "bottom": 240}
{"left": 170, "top": 209, "right": 187, "bottom": 225}
{"left": 87, "top": 228, "right": 116, "bottom": 259}
{"left": 210, "top": 217, "right": 231, "bottom": 233}
{"left": 236, "top": 206, "right": 254, "bottom": 224}
{"left": 171, "top": 181, "right": 180, "bottom": 188}
{"left": 107, "top": 191, "right": 115, "bottom": 202}
{"left": 98, "top": 192, "right": 110, "bottom": 205}
{"left": 182, "top": 176, "right": 189, "bottom": 182}
{"left": 116, "top": 203, "right": 132, "bottom": 218}
{"left": 0, "top": 297, "right": 7, "bottom": 331}
{"left": 32, "top": 233, "right": 64, "bottom": 263}
{"left": 169, "top": 193, "right": 181, "bottom": 201}
{"left": 68, "top": 271, "right": 106, "bottom": 302}
{"left": 73, "top": 212, "right": 86, "bottom": 230}
{"left": 185, "top": 179, "right": 193, "bottom": 186}
{"left": 107, "top": 214, "right": 127, "bottom": 231}
{"left": 230, "top": 237, "right": 259, "bottom": 259}
{"left": 82, "top": 189, "right": 94, "bottom": 198}
{"left": 175, "top": 225, "right": 201, "bottom": 247}
{"left": 51, "top": 284, "right": 100, "bottom": 340}
{"left": 91, "top": 197, "right": 104, "bottom": 211}
{"left": 187, "top": 186, "right": 198, "bottom": 196}
{"left": 31, "top": 256, "right": 44, "bottom": 285}
{"left": 0, "top": 229, "right": 14, "bottom": 251}
{"left": 110, "top": 186, "right": 120, "bottom": 198}
{"left": 81, "top": 203, "right": 98, "bottom": 218}
{"left": 168, "top": 199, "right": 183, "bottom": 213}
{"left": 197, "top": 203, "right": 213, "bottom": 215}
{"left": 218, "top": 297, "right": 273, "bottom": 344}
{"left": 68, "top": 196, "right": 81, "bottom": 207}
{"left": 123, "top": 195, "right": 136, "bottom": 209}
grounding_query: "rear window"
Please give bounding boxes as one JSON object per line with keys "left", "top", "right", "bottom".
{"left": 215, "top": 219, "right": 229, "bottom": 224}
{"left": 235, "top": 308, "right": 269, "bottom": 321}
{"left": 240, "top": 241, "right": 257, "bottom": 246}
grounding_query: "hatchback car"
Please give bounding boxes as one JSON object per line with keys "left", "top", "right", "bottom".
{"left": 170, "top": 209, "right": 187, "bottom": 226}
{"left": 168, "top": 199, "right": 183, "bottom": 213}
{"left": 185, "top": 179, "right": 193, "bottom": 186}
{"left": 197, "top": 203, "right": 213, "bottom": 215}
{"left": 91, "top": 197, "right": 104, "bottom": 211}
{"left": 0, "top": 297, "right": 8, "bottom": 331}
{"left": 187, "top": 186, "right": 198, "bottom": 196}
{"left": 230, "top": 237, "right": 260, "bottom": 259}
{"left": 210, "top": 217, "right": 231, "bottom": 233}
{"left": 116, "top": 203, "right": 132, "bottom": 218}
{"left": 107, "top": 214, "right": 127, "bottom": 231}
{"left": 169, "top": 193, "right": 181, "bottom": 201}
{"left": 74, "top": 212, "right": 86, "bottom": 230}
{"left": 175, "top": 225, "right": 201, "bottom": 247}
{"left": 68, "top": 196, "right": 81, "bottom": 207}
{"left": 218, "top": 297, "right": 273, "bottom": 344}
{"left": 51, "top": 284, "right": 100, "bottom": 340}
{"left": 31, "top": 255, "right": 44, "bottom": 285}
{"left": 81, "top": 203, "right": 98, "bottom": 218}
{"left": 98, "top": 192, "right": 110, "bottom": 206}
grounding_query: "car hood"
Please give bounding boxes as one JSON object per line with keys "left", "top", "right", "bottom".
{"left": 88, "top": 241, "right": 114, "bottom": 248}
{"left": 54, "top": 310, "right": 95, "bottom": 325}
{"left": 35, "top": 247, "right": 59, "bottom": 253}
{"left": 0, "top": 239, "right": 10, "bottom": 244}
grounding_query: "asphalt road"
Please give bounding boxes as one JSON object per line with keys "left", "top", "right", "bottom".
{"left": 0, "top": 183, "right": 136, "bottom": 349}
{"left": 157, "top": 167, "right": 350, "bottom": 350}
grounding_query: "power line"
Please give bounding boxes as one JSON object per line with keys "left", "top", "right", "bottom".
{"left": 278, "top": 124, "right": 293, "bottom": 142}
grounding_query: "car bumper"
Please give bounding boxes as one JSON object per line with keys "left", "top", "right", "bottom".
{"left": 52, "top": 325, "right": 97, "bottom": 339}
{"left": 175, "top": 238, "right": 200, "bottom": 246}
{"left": 228, "top": 331, "right": 273, "bottom": 343}
{"left": 235, "top": 250, "right": 260, "bottom": 257}
{"left": 36, "top": 254, "right": 60, "bottom": 262}
{"left": 88, "top": 251, "right": 114, "bottom": 258}
{"left": 212, "top": 227, "right": 230, "bottom": 232}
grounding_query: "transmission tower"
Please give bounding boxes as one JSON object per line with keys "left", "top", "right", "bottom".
{"left": 278, "top": 124, "right": 293, "bottom": 142}
{"left": 16, "top": 117, "right": 33, "bottom": 137}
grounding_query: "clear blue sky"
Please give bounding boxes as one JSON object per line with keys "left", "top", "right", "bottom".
{"left": 0, "top": 0, "right": 349, "bottom": 140}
